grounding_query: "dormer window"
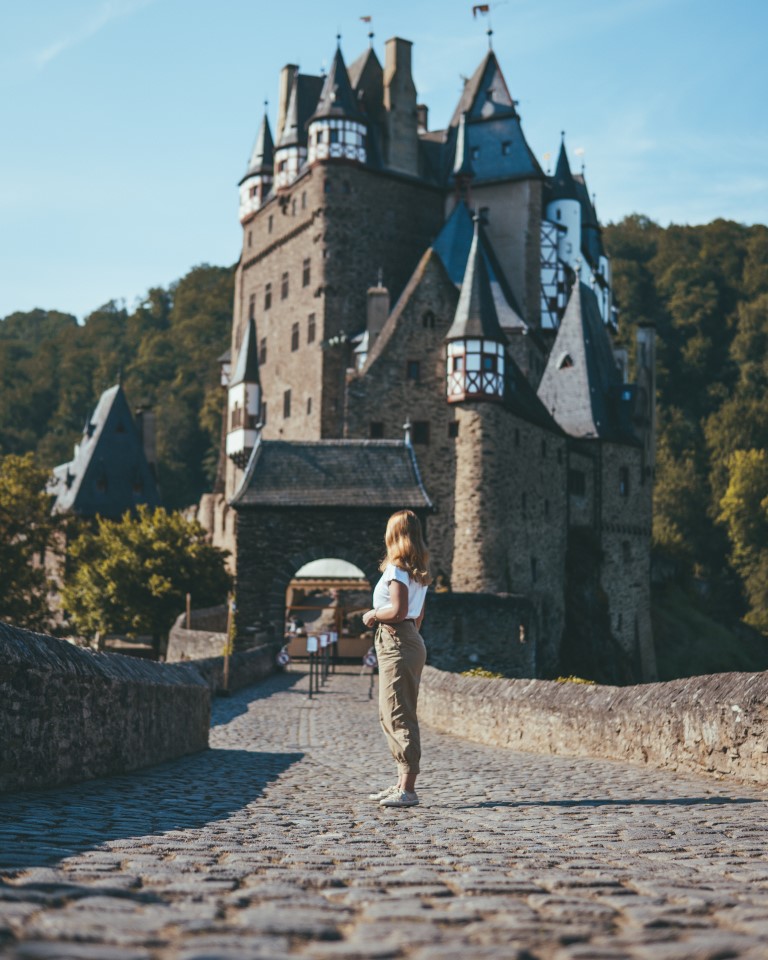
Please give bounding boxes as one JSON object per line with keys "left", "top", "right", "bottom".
{"left": 502, "top": 141, "right": 511, "bottom": 156}
{"left": 471, "top": 146, "right": 480, "bottom": 161}
{"left": 558, "top": 353, "right": 574, "bottom": 369}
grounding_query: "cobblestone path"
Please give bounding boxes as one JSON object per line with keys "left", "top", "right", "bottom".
{"left": 2, "top": 667, "right": 768, "bottom": 960}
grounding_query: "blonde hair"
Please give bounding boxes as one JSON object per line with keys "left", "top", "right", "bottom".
{"left": 379, "top": 509, "right": 432, "bottom": 586}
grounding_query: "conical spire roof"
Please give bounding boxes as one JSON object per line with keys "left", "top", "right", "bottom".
{"left": 549, "top": 137, "right": 579, "bottom": 202}
{"left": 450, "top": 51, "right": 518, "bottom": 126}
{"left": 445, "top": 217, "right": 506, "bottom": 343}
{"left": 231, "top": 316, "right": 261, "bottom": 387}
{"left": 537, "top": 282, "right": 626, "bottom": 440}
{"left": 243, "top": 112, "right": 274, "bottom": 179}
{"left": 452, "top": 112, "right": 474, "bottom": 178}
{"left": 310, "top": 43, "right": 364, "bottom": 123}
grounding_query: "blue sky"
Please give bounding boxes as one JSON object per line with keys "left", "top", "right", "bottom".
{"left": 1, "top": 0, "right": 766, "bottom": 320}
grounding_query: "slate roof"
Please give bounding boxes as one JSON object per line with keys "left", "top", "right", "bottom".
{"left": 537, "top": 282, "right": 637, "bottom": 442}
{"left": 452, "top": 112, "right": 474, "bottom": 178}
{"left": 573, "top": 173, "right": 606, "bottom": 267}
{"left": 276, "top": 73, "right": 324, "bottom": 149}
{"left": 450, "top": 51, "right": 518, "bottom": 126}
{"left": 231, "top": 316, "right": 260, "bottom": 386}
{"left": 310, "top": 45, "right": 365, "bottom": 123}
{"left": 240, "top": 112, "right": 274, "bottom": 184}
{"left": 231, "top": 439, "right": 432, "bottom": 509}
{"left": 48, "top": 385, "right": 160, "bottom": 518}
{"left": 445, "top": 216, "right": 506, "bottom": 343}
{"left": 549, "top": 139, "right": 579, "bottom": 202}
{"left": 433, "top": 201, "right": 527, "bottom": 331}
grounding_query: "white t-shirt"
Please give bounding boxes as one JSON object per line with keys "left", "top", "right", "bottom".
{"left": 372, "top": 563, "right": 428, "bottom": 619}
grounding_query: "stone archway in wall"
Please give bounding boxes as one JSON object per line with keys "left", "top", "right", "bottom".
{"left": 266, "top": 545, "right": 380, "bottom": 630}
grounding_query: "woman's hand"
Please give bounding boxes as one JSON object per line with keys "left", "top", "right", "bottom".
{"left": 362, "top": 609, "right": 377, "bottom": 628}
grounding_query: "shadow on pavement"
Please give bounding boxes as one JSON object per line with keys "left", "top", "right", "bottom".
{"left": 210, "top": 668, "right": 304, "bottom": 728}
{"left": 0, "top": 747, "right": 304, "bottom": 873}
{"left": 456, "top": 796, "right": 767, "bottom": 809}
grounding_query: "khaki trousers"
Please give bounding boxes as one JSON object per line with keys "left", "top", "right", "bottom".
{"left": 375, "top": 620, "right": 427, "bottom": 776}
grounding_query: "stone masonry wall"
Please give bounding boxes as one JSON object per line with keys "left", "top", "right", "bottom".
{"left": 345, "top": 250, "right": 460, "bottom": 579}
{"left": 452, "top": 403, "right": 568, "bottom": 675}
{"left": 0, "top": 622, "right": 210, "bottom": 793}
{"left": 422, "top": 592, "right": 535, "bottom": 677}
{"left": 419, "top": 666, "right": 768, "bottom": 785}
{"left": 599, "top": 442, "right": 657, "bottom": 680}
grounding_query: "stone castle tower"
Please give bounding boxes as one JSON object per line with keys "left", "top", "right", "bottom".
{"left": 198, "top": 34, "right": 657, "bottom": 682}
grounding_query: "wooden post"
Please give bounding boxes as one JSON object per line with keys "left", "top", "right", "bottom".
{"left": 223, "top": 593, "right": 234, "bottom": 692}
{"left": 186, "top": 592, "right": 191, "bottom": 630}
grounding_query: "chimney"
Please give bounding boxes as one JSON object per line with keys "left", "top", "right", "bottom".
{"left": 366, "top": 280, "right": 390, "bottom": 346}
{"left": 276, "top": 64, "right": 298, "bottom": 145}
{"left": 135, "top": 406, "right": 157, "bottom": 479}
{"left": 383, "top": 37, "right": 418, "bottom": 176}
{"left": 416, "top": 103, "right": 428, "bottom": 134}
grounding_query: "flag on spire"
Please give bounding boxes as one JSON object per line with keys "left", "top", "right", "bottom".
{"left": 472, "top": 4, "right": 490, "bottom": 16}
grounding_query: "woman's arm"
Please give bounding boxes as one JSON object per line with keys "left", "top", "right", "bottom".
{"left": 415, "top": 598, "right": 426, "bottom": 632}
{"left": 362, "top": 580, "right": 408, "bottom": 626}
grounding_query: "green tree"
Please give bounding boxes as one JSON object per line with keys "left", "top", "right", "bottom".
{"left": 62, "top": 505, "right": 231, "bottom": 652}
{"left": 0, "top": 453, "right": 59, "bottom": 630}
{"left": 718, "top": 449, "right": 768, "bottom": 631}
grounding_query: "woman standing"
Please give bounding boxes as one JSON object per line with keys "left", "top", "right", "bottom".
{"left": 362, "top": 510, "right": 431, "bottom": 808}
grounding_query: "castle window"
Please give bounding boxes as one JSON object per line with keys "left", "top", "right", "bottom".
{"left": 248, "top": 293, "right": 255, "bottom": 321}
{"left": 324, "top": 180, "right": 332, "bottom": 193}
{"left": 306, "top": 397, "right": 312, "bottom": 415}
{"left": 514, "top": 428, "right": 520, "bottom": 447}
{"left": 264, "top": 283, "right": 272, "bottom": 311}
{"left": 558, "top": 353, "right": 574, "bottom": 369}
{"left": 330, "top": 129, "right": 339, "bottom": 144}
{"left": 291, "top": 198, "right": 296, "bottom": 216}
{"left": 235, "top": 325, "right": 242, "bottom": 350}
{"left": 422, "top": 311, "right": 435, "bottom": 329}
{"left": 406, "top": 360, "right": 421, "bottom": 382}
{"left": 96, "top": 474, "right": 108, "bottom": 493}
{"left": 412, "top": 421, "right": 430, "bottom": 445}
{"left": 261, "top": 401, "right": 267, "bottom": 425}
{"left": 502, "top": 141, "right": 512, "bottom": 156}
{"left": 302, "top": 258, "right": 311, "bottom": 287}
{"left": 619, "top": 466, "right": 630, "bottom": 497}
{"left": 479, "top": 206, "right": 489, "bottom": 224}
{"left": 471, "top": 146, "right": 480, "bottom": 161}
{"left": 544, "top": 499, "right": 550, "bottom": 518}
{"left": 521, "top": 492, "right": 527, "bottom": 514}
{"left": 291, "top": 322, "right": 299, "bottom": 352}
{"left": 569, "top": 469, "right": 586, "bottom": 496}
{"left": 556, "top": 208, "right": 561, "bottom": 221}
{"left": 283, "top": 389, "right": 291, "bottom": 419}
{"left": 622, "top": 541, "right": 631, "bottom": 564}
{"left": 448, "top": 422, "right": 459, "bottom": 439}
{"left": 247, "top": 230, "right": 252, "bottom": 248}
{"left": 307, "top": 313, "right": 316, "bottom": 343}
{"left": 370, "top": 421, "right": 384, "bottom": 439}
{"left": 530, "top": 556, "right": 538, "bottom": 583}
{"left": 302, "top": 191, "right": 307, "bottom": 209}
{"left": 281, "top": 272, "right": 289, "bottom": 300}
{"left": 268, "top": 214, "right": 274, "bottom": 233}
{"left": 115, "top": 421, "right": 126, "bottom": 434}
{"left": 259, "top": 337, "right": 267, "bottom": 365}
{"left": 617, "top": 613, "right": 623, "bottom": 631}
{"left": 541, "top": 439, "right": 547, "bottom": 458}
{"left": 557, "top": 447, "right": 563, "bottom": 465}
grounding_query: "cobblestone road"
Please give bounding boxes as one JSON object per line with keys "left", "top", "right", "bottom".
{"left": 2, "top": 667, "right": 768, "bottom": 960}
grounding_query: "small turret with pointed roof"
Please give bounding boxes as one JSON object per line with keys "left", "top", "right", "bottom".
{"left": 308, "top": 39, "right": 368, "bottom": 167}
{"left": 238, "top": 108, "right": 274, "bottom": 221}
{"left": 549, "top": 134, "right": 579, "bottom": 202}
{"left": 226, "top": 316, "right": 262, "bottom": 468}
{"left": 451, "top": 111, "right": 474, "bottom": 205}
{"left": 445, "top": 216, "right": 507, "bottom": 403}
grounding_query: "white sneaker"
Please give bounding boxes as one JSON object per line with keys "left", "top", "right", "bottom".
{"left": 379, "top": 790, "right": 419, "bottom": 807}
{"left": 368, "top": 784, "right": 400, "bottom": 802}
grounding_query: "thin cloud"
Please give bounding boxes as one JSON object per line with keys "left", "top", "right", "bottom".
{"left": 35, "top": 0, "right": 156, "bottom": 68}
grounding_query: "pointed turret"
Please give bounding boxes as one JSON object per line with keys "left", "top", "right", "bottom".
{"left": 274, "top": 72, "right": 324, "bottom": 190}
{"left": 549, "top": 137, "right": 579, "bottom": 202}
{"left": 226, "top": 316, "right": 262, "bottom": 468}
{"left": 239, "top": 111, "right": 274, "bottom": 221}
{"left": 537, "top": 281, "right": 628, "bottom": 440}
{"left": 452, "top": 111, "right": 474, "bottom": 204}
{"left": 308, "top": 42, "right": 368, "bottom": 167}
{"left": 445, "top": 217, "right": 507, "bottom": 403}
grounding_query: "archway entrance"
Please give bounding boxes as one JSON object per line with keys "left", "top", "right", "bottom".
{"left": 283, "top": 558, "right": 373, "bottom": 662}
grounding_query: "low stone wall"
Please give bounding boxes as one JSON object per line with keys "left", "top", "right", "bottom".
{"left": 422, "top": 593, "right": 535, "bottom": 677}
{"left": 166, "top": 608, "right": 228, "bottom": 662}
{"left": 0, "top": 621, "right": 210, "bottom": 793}
{"left": 420, "top": 666, "right": 768, "bottom": 785}
{"left": 190, "top": 644, "right": 277, "bottom": 693}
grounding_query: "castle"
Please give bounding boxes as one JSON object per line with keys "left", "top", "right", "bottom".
{"left": 198, "top": 34, "right": 657, "bottom": 682}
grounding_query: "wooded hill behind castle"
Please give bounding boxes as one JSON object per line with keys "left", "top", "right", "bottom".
{"left": 1, "top": 215, "right": 767, "bottom": 645}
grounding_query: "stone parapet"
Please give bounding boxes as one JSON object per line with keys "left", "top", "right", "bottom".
{"left": 186, "top": 644, "right": 278, "bottom": 693}
{"left": 0, "top": 622, "right": 210, "bottom": 793}
{"left": 419, "top": 666, "right": 768, "bottom": 785}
